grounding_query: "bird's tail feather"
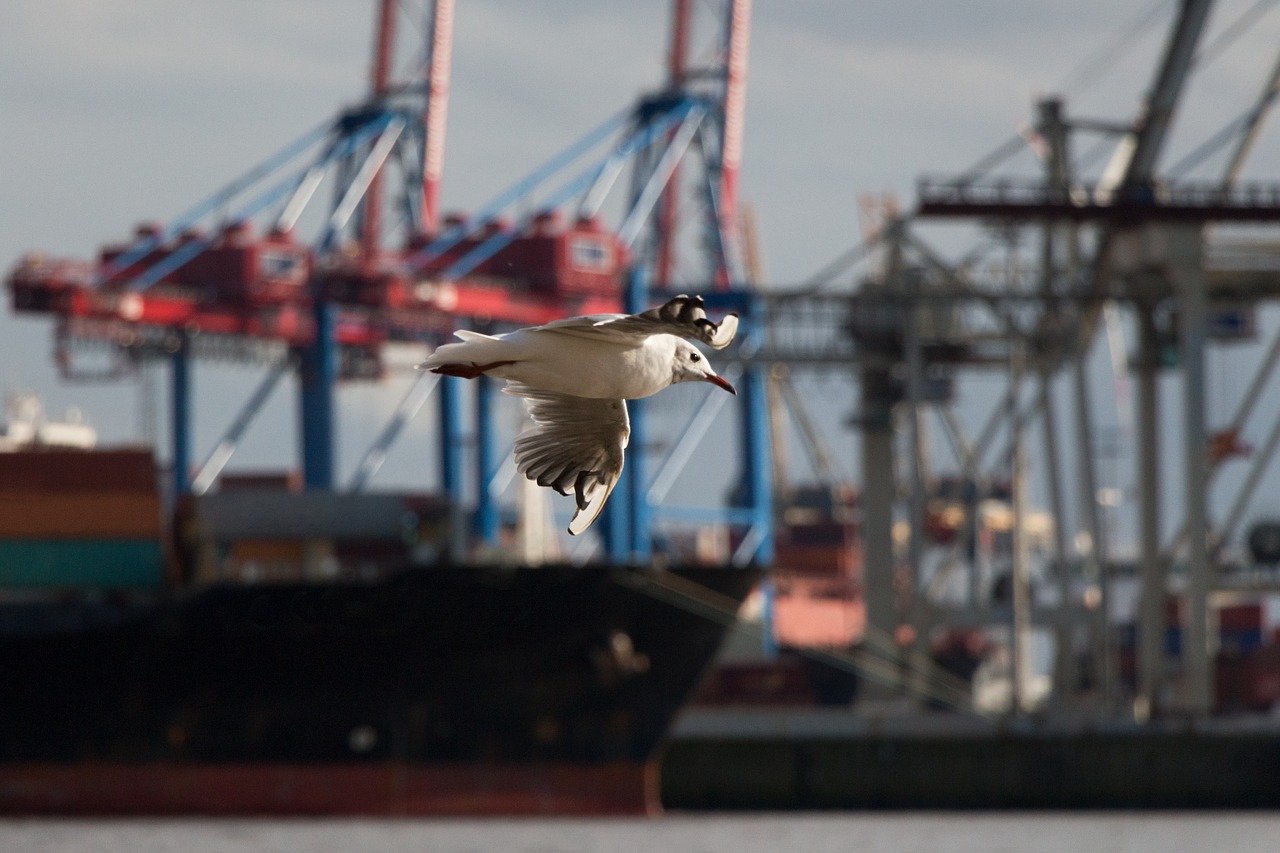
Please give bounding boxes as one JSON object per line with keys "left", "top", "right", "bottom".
{"left": 417, "top": 334, "right": 509, "bottom": 372}
{"left": 453, "top": 330, "right": 498, "bottom": 342}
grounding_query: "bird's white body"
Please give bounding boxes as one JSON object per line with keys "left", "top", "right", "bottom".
{"left": 417, "top": 295, "right": 738, "bottom": 535}
{"left": 438, "top": 328, "right": 682, "bottom": 400}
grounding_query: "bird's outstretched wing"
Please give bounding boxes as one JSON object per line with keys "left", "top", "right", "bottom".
{"left": 539, "top": 294, "right": 739, "bottom": 350}
{"left": 505, "top": 383, "right": 630, "bottom": 536}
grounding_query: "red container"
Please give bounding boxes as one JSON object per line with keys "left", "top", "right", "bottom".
{"left": 774, "top": 543, "right": 859, "bottom": 579}
{"left": 1218, "top": 602, "right": 1264, "bottom": 633}
{"left": 0, "top": 450, "right": 157, "bottom": 494}
{"left": 1230, "top": 646, "right": 1280, "bottom": 711}
{"left": 219, "top": 470, "right": 304, "bottom": 493}
{"left": 1244, "top": 648, "right": 1280, "bottom": 709}
{"left": 694, "top": 660, "right": 814, "bottom": 706}
{"left": 782, "top": 520, "right": 854, "bottom": 548}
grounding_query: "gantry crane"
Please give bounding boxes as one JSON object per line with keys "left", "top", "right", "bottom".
{"left": 902, "top": 0, "right": 1280, "bottom": 716}
{"left": 5, "top": 0, "right": 768, "bottom": 566}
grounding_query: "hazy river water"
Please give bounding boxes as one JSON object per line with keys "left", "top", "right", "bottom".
{"left": 4, "top": 813, "right": 1280, "bottom": 853}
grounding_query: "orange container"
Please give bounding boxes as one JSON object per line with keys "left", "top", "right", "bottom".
{"left": 229, "top": 539, "right": 306, "bottom": 562}
{"left": 0, "top": 492, "right": 162, "bottom": 538}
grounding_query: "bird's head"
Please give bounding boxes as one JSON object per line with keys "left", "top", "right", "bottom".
{"left": 672, "top": 340, "right": 735, "bottom": 395}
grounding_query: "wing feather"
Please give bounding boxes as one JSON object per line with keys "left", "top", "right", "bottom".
{"left": 541, "top": 294, "right": 739, "bottom": 350}
{"left": 505, "top": 384, "right": 630, "bottom": 535}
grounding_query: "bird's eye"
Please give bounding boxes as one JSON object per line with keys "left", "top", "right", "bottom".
{"left": 690, "top": 352, "right": 701, "bottom": 363}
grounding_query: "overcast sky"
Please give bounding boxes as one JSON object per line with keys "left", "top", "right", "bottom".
{"left": 3, "top": 1, "right": 1280, "bottom": 547}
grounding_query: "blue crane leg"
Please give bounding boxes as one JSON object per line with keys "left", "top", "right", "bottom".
{"left": 299, "top": 300, "right": 337, "bottom": 489}
{"left": 439, "top": 374, "right": 465, "bottom": 499}
{"left": 438, "top": 375, "right": 467, "bottom": 557}
{"left": 739, "top": 362, "right": 774, "bottom": 565}
{"left": 734, "top": 294, "right": 773, "bottom": 565}
{"left": 624, "top": 260, "right": 651, "bottom": 561}
{"left": 627, "top": 398, "right": 651, "bottom": 561}
{"left": 170, "top": 332, "right": 192, "bottom": 497}
{"left": 474, "top": 376, "right": 499, "bottom": 545}
{"left": 601, "top": 465, "right": 631, "bottom": 563}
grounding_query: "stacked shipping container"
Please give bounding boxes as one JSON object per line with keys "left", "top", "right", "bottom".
{"left": 0, "top": 449, "right": 166, "bottom": 588}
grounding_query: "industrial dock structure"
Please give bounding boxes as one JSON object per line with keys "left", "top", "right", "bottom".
{"left": 7, "top": 0, "right": 1280, "bottom": 812}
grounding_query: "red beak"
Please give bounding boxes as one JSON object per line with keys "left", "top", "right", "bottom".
{"left": 706, "top": 374, "right": 736, "bottom": 395}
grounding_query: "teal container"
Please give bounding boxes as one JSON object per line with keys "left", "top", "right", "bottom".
{"left": 0, "top": 539, "right": 165, "bottom": 588}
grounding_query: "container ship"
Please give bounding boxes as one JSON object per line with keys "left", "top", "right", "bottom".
{"left": 0, "top": 400, "right": 758, "bottom": 815}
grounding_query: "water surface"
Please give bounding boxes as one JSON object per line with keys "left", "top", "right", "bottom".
{"left": 5, "top": 813, "right": 1280, "bottom": 853}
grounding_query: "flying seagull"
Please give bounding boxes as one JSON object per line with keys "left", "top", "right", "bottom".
{"left": 418, "top": 295, "right": 739, "bottom": 535}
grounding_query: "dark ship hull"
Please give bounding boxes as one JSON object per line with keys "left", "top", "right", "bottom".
{"left": 0, "top": 564, "right": 758, "bottom": 815}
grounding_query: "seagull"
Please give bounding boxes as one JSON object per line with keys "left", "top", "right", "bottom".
{"left": 417, "top": 295, "right": 739, "bottom": 535}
